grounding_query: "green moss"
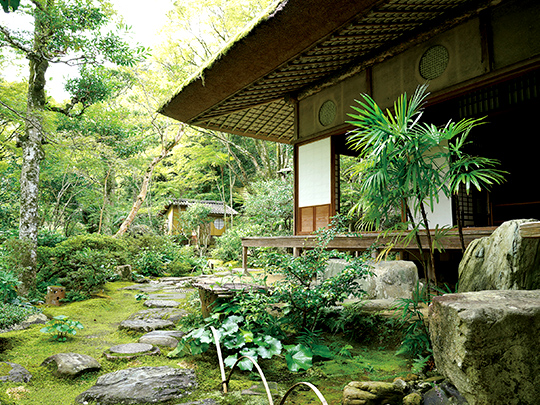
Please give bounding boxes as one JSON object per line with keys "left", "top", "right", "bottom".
{"left": 0, "top": 279, "right": 415, "bottom": 405}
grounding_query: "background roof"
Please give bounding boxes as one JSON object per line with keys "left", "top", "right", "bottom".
{"left": 160, "top": 0, "right": 492, "bottom": 144}
{"left": 164, "top": 199, "right": 239, "bottom": 216}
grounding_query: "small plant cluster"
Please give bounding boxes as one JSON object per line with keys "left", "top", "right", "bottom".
{"left": 0, "top": 302, "right": 40, "bottom": 329}
{"left": 0, "top": 268, "right": 41, "bottom": 330}
{"left": 169, "top": 314, "right": 283, "bottom": 371}
{"left": 393, "top": 281, "right": 444, "bottom": 374}
{"left": 262, "top": 214, "right": 372, "bottom": 331}
{"left": 40, "top": 315, "right": 84, "bottom": 342}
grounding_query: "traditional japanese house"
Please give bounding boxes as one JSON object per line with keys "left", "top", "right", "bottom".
{"left": 160, "top": 0, "right": 540, "bottom": 271}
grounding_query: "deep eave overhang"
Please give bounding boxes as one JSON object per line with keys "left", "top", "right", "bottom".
{"left": 160, "top": 0, "right": 499, "bottom": 144}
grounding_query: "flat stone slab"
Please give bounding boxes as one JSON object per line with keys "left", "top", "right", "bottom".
{"left": 144, "top": 299, "right": 180, "bottom": 308}
{"left": 141, "top": 330, "right": 185, "bottom": 339}
{"left": 41, "top": 353, "right": 101, "bottom": 377}
{"left": 127, "top": 307, "right": 188, "bottom": 323}
{"left": 105, "top": 344, "right": 160, "bottom": 360}
{"left": 147, "top": 293, "right": 187, "bottom": 300}
{"left": 122, "top": 283, "right": 163, "bottom": 291}
{"left": 161, "top": 286, "right": 194, "bottom": 292}
{"left": 119, "top": 319, "right": 174, "bottom": 332}
{"left": 139, "top": 335, "right": 178, "bottom": 348}
{"left": 76, "top": 366, "right": 197, "bottom": 404}
{"left": 109, "top": 343, "right": 153, "bottom": 354}
{"left": 0, "top": 362, "right": 32, "bottom": 383}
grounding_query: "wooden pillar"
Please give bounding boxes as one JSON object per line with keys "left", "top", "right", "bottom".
{"left": 242, "top": 246, "right": 249, "bottom": 274}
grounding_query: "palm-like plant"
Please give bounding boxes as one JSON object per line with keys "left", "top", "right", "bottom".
{"left": 346, "top": 84, "right": 506, "bottom": 282}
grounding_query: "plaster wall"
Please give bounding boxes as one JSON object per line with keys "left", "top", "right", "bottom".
{"left": 411, "top": 141, "right": 453, "bottom": 228}
{"left": 372, "top": 18, "right": 484, "bottom": 108}
{"left": 297, "top": 137, "right": 332, "bottom": 207}
{"left": 298, "top": 71, "right": 368, "bottom": 139}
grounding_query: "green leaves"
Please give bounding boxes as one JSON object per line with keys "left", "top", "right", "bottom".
{"left": 284, "top": 344, "right": 312, "bottom": 372}
{"left": 0, "top": 270, "right": 20, "bottom": 303}
{"left": 0, "top": 0, "right": 19, "bottom": 13}
{"left": 168, "top": 313, "right": 283, "bottom": 370}
{"left": 40, "top": 315, "right": 84, "bottom": 342}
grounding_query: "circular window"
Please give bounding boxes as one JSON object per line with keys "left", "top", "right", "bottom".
{"left": 419, "top": 45, "right": 449, "bottom": 80}
{"left": 318, "top": 100, "right": 336, "bottom": 126}
{"left": 214, "top": 218, "right": 225, "bottom": 230}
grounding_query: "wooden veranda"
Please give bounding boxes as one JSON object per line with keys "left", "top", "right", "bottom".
{"left": 241, "top": 222, "right": 540, "bottom": 271}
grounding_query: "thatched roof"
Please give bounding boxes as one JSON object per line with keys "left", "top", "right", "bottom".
{"left": 160, "top": 0, "right": 495, "bottom": 144}
{"left": 163, "top": 199, "right": 239, "bottom": 216}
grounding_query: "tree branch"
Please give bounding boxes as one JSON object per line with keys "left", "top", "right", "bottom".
{"left": 0, "top": 24, "right": 32, "bottom": 54}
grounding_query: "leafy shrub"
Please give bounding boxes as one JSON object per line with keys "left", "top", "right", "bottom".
{"left": 40, "top": 315, "right": 84, "bottom": 342}
{"left": 0, "top": 302, "right": 40, "bottom": 329}
{"left": 263, "top": 215, "right": 371, "bottom": 331}
{"left": 166, "top": 246, "right": 207, "bottom": 276}
{"left": 321, "top": 307, "right": 400, "bottom": 346}
{"left": 37, "top": 231, "right": 67, "bottom": 247}
{"left": 0, "top": 270, "right": 20, "bottom": 303}
{"left": 394, "top": 282, "right": 432, "bottom": 368}
{"left": 211, "top": 222, "right": 265, "bottom": 262}
{"left": 37, "top": 234, "right": 128, "bottom": 298}
{"left": 134, "top": 247, "right": 167, "bottom": 277}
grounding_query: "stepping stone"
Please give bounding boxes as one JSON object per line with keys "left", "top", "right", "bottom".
{"left": 119, "top": 318, "right": 174, "bottom": 332}
{"left": 0, "top": 362, "right": 32, "bottom": 383}
{"left": 161, "top": 285, "right": 191, "bottom": 291}
{"left": 76, "top": 366, "right": 197, "bottom": 404}
{"left": 147, "top": 293, "right": 187, "bottom": 300}
{"left": 122, "top": 284, "right": 163, "bottom": 293}
{"left": 138, "top": 334, "right": 178, "bottom": 348}
{"left": 144, "top": 299, "right": 180, "bottom": 308}
{"left": 41, "top": 353, "right": 101, "bottom": 377}
{"left": 141, "top": 330, "right": 185, "bottom": 339}
{"left": 138, "top": 330, "right": 185, "bottom": 348}
{"left": 104, "top": 343, "right": 159, "bottom": 360}
{"left": 130, "top": 307, "right": 189, "bottom": 323}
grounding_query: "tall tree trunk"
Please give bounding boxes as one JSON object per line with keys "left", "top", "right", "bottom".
{"left": 18, "top": 43, "right": 49, "bottom": 294}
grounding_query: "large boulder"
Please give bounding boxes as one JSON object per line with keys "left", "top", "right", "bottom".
{"left": 342, "top": 381, "right": 404, "bottom": 405}
{"left": 0, "top": 362, "right": 32, "bottom": 383}
{"left": 429, "top": 290, "right": 540, "bottom": 405}
{"left": 76, "top": 366, "right": 197, "bottom": 404}
{"left": 458, "top": 219, "right": 540, "bottom": 292}
{"left": 41, "top": 353, "right": 101, "bottom": 377}
{"left": 325, "top": 259, "right": 418, "bottom": 300}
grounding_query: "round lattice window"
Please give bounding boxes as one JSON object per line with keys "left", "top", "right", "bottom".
{"left": 214, "top": 218, "right": 225, "bottom": 230}
{"left": 318, "top": 100, "right": 336, "bottom": 127}
{"left": 419, "top": 45, "right": 449, "bottom": 80}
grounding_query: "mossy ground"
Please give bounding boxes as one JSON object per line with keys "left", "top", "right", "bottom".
{"left": 0, "top": 281, "right": 411, "bottom": 404}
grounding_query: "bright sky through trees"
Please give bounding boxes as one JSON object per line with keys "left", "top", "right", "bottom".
{"left": 0, "top": 0, "right": 174, "bottom": 101}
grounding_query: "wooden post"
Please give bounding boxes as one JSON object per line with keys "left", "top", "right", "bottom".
{"left": 242, "top": 246, "right": 248, "bottom": 274}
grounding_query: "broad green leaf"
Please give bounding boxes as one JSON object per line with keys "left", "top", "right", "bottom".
{"left": 285, "top": 344, "right": 312, "bottom": 372}
{"left": 312, "top": 344, "right": 333, "bottom": 359}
